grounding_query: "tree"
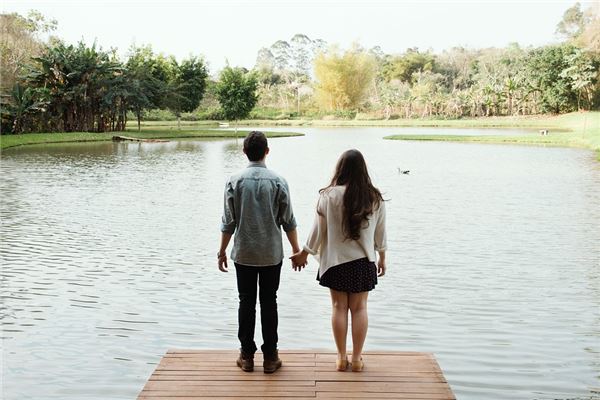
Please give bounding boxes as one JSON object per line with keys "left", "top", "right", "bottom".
{"left": 314, "top": 45, "right": 377, "bottom": 111}
{"left": 556, "top": 2, "right": 588, "bottom": 39}
{"left": 290, "top": 34, "right": 313, "bottom": 76}
{"left": 252, "top": 35, "right": 327, "bottom": 114}
{"left": 438, "top": 47, "right": 479, "bottom": 91}
{"left": 1, "top": 84, "right": 48, "bottom": 133}
{"left": 411, "top": 71, "right": 446, "bottom": 117}
{"left": 126, "top": 45, "right": 168, "bottom": 131}
{"left": 5, "top": 40, "right": 130, "bottom": 134}
{"left": 381, "top": 49, "right": 438, "bottom": 83}
{"left": 255, "top": 47, "right": 275, "bottom": 71}
{"left": 576, "top": 6, "right": 600, "bottom": 52}
{"left": 378, "top": 79, "right": 411, "bottom": 119}
{"left": 216, "top": 66, "right": 259, "bottom": 133}
{"left": 271, "top": 40, "right": 292, "bottom": 71}
{"left": 560, "top": 48, "right": 598, "bottom": 109}
{"left": 178, "top": 57, "right": 208, "bottom": 111}
{"left": 525, "top": 44, "right": 579, "bottom": 113}
{"left": 163, "top": 56, "right": 208, "bottom": 129}
{"left": 0, "top": 10, "right": 57, "bottom": 93}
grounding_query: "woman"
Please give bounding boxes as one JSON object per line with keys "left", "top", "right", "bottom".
{"left": 291, "top": 149, "right": 387, "bottom": 372}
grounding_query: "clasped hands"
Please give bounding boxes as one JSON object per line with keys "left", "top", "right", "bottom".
{"left": 290, "top": 249, "right": 309, "bottom": 271}
{"left": 218, "top": 249, "right": 308, "bottom": 272}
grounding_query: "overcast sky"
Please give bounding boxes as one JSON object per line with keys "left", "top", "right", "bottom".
{"left": 1, "top": 0, "right": 591, "bottom": 73}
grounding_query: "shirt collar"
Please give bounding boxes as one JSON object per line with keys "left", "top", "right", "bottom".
{"left": 247, "top": 161, "right": 267, "bottom": 168}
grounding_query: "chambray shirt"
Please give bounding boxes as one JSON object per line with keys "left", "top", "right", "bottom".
{"left": 221, "top": 161, "right": 297, "bottom": 266}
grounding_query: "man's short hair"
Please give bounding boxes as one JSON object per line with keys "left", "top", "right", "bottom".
{"left": 243, "top": 131, "right": 268, "bottom": 161}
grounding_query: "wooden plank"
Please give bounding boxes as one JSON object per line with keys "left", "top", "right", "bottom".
{"left": 317, "top": 394, "right": 454, "bottom": 399}
{"left": 151, "top": 371, "right": 314, "bottom": 381}
{"left": 154, "top": 365, "right": 319, "bottom": 372}
{"left": 158, "top": 361, "right": 317, "bottom": 369}
{"left": 137, "top": 350, "right": 455, "bottom": 400}
{"left": 315, "top": 353, "right": 432, "bottom": 361}
{"left": 139, "top": 390, "right": 316, "bottom": 397}
{"left": 142, "top": 380, "right": 316, "bottom": 389}
{"left": 316, "top": 381, "right": 453, "bottom": 394}
{"left": 167, "top": 349, "right": 320, "bottom": 354}
{"left": 314, "top": 361, "right": 436, "bottom": 367}
{"left": 316, "top": 371, "right": 444, "bottom": 379}
{"left": 139, "top": 398, "right": 319, "bottom": 400}
{"left": 315, "top": 375, "right": 446, "bottom": 383}
{"left": 314, "top": 364, "right": 440, "bottom": 372}
{"left": 163, "top": 353, "right": 316, "bottom": 360}
{"left": 159, "top": 359, "right": 316, "bottom": 366}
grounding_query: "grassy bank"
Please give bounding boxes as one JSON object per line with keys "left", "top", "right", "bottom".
{"left": 2, "top": 113, "right": 598, "bottom": 159}
{"left": 222, "top": 112, "right": 592, "bottom": 128}
{"left": 205, "top": 112, "right": 598, "bottom": 160}
{"left": 0, "top": 128, "right": 303, "bottom": 150}
{"left": 382, "top": 112, "right": 600, "bottom": 161}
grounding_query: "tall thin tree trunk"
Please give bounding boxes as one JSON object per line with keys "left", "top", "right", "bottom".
{"left": 296, "top": 86, "right": 300, "bottom": 115}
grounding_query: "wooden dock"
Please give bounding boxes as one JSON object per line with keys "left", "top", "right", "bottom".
{"left": 112, "top": 135, "right": 168, "bottom": 143}
{"left": 137, "top": 350, "right": 455, "bottom": 400}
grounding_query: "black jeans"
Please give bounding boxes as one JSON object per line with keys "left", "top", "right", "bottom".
{"left": 234, "top": 262, "right": 282, "bottom": 357}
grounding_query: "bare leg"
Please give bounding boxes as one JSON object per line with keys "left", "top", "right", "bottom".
{"left": 329, "top": 289, "right": 349, "bottom": 361}
{"left": 348, "top": 291, "right": 369, "bottom": 363}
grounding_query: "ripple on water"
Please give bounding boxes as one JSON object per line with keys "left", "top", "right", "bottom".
{"left": 1, "top": 133, "right": 599, "bottom": 400}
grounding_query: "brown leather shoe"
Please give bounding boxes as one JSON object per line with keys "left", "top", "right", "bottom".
{"left": 263, "top": 350, "right": 282, "bottom": 374}
{"left": 236, "top": 351, "right": 254, "bottom": 372}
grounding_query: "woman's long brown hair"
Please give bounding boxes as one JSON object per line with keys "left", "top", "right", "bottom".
{"left": 320, "top": 149, "right": 383, "bottom": 241}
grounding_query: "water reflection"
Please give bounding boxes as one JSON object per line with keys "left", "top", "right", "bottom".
{"left": 1, "top": 127, "right": 599, "bottom": 400}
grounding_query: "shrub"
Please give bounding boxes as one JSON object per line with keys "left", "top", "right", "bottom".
{"left": 142, "top": 109, "right": 177, "bottom": 121}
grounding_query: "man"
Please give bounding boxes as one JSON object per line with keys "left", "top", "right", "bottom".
{"left": 218, "top": 131, "right": 301, "bottom": 374}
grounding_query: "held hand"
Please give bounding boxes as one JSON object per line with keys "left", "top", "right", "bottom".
{"left": 218, "top": 254, "right": 228, "bottom": 272}
{"left": 289, "top": 250, "right": 308, "bottom": 271}
{"left": 377, "top": 258, "right": 386, "bottom": 277}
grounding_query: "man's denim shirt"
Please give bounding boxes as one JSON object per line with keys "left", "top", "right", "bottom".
{"left": 221, "top": 161, "right": 297, "bottom": 266}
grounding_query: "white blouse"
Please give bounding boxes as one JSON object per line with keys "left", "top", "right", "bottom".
{"left": 303, "top": 185, "right": 387, "bottom": 278}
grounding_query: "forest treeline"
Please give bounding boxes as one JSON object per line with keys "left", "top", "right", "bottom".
{"left": 1, "top": 3, "right": 599, "bottom": 134}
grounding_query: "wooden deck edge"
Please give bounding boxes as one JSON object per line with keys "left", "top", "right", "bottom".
{"left": 139, "top": 350, "right": 455, "bottom": 400}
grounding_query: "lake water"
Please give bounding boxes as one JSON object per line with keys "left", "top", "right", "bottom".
{"left": 1, "top": 127, "right": 599, "bottom": 400}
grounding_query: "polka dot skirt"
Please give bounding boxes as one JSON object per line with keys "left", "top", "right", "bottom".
{"left": 317, "top": 257, "right": 378, "bottom": 293}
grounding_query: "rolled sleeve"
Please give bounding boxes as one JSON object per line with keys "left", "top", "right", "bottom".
{"left": 220, "top": 181, "right": 236, "bottom": 234}
{"left": 374, "top": 201, "right": 387, "bottom": 251}
{"left": 277, "top": 180, "right": 297, "bottom": 232}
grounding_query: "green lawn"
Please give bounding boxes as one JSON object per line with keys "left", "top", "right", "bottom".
{"left": 0, "top": 128, "right": 303, "bottom": 150}
{"left": 226, "top": 112, "right": 594, "bottom": 128}
{"left": 2, "top": 113, "right": 598, "bottom": 160}
{"left": 382, "top": 112, "right": 600, "bottom": 161}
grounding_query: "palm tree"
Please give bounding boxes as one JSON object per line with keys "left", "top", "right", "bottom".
{"left": 3, "top": 84, "right": 48, "bottom": 133}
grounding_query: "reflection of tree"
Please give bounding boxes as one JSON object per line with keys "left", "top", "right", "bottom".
{"left": 1, "top": 140, "right": 211, "bottom": 166}
{"left": 224, "top": 140, "right": 241, "bottom": 155}
{"left": 171, "top": 140, "right": 206, "bottom": 153}
{"left": 222, "top": 140, "right": 245, "bottom": 174}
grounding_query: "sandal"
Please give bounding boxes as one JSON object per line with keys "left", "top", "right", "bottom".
{"left": 351, "top": 357, "right": 364, "bottom": 372}
{"left": 336, "top": 357, "right": 349, "bottom": 371}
